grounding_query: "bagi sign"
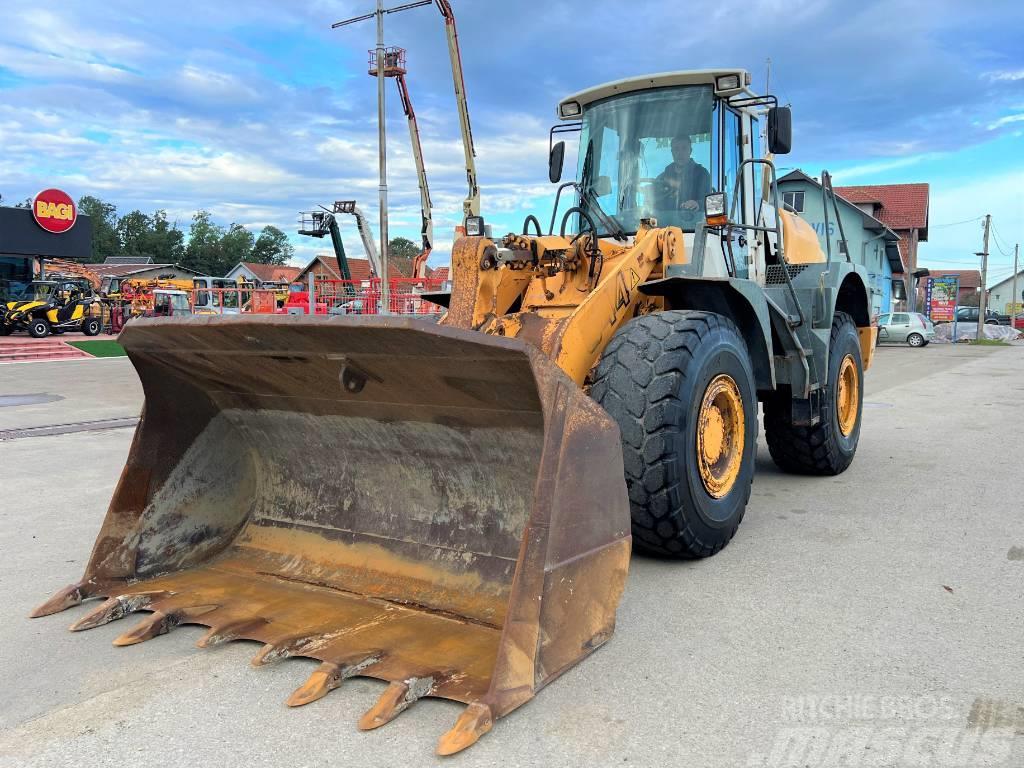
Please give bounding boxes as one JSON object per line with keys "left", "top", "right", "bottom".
{"left": 31, "top": 188, "right": 77, "bottom": 234}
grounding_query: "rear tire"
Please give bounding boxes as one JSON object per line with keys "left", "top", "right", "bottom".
{"left": 29, "top": 318, "right": 50, "bottom": 338}
{"left": 763, "top": 312, "right": 863, "bottom": 475}
{"left": 0, "top": 325, "right": 11, "bottom": 336}
{"left": 907, "top": 332, "right": 924, "bottom": 347}
{"left": 591, "top": 311, "right": 757, "bottom": 558}
{"left": 82, "top": 317, "right": 101, "bottom": 336}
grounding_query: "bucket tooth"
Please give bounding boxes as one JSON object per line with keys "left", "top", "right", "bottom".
{"left": 113, "top": 604, "right": 218, "bottom": 646}
{"left": 30, "top": 582, "right": 90, "bottom": 618}
{"left": 436, "top": 701, "right": 494, "bottom": 756}
{"left": 196, "top": 618, "right": 269, "bottom": 649}
{"left": 251, "top": 639, "right": 302, "bottom": 667}
{"left": 68, "top": 592, "right": 166, "bottom": 632}
{"left": 358, "top": 677, "right": 436, "bottom": 731}
{"left": 286, "top": 662, "right": 343, "bottom": 707}
{"left": 286, "top": 654, "right": 383, "bottom": 707}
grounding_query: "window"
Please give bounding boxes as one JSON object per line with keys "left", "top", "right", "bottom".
{"left": 782, "top": 191, "right": 804, "bottom": 212}
{"left": 892, "top": 313, "right": 910, "bottom": 324}
{"left": 575, "top": 85, "right": 714, "bottom": 233}
{"left": 722, "top": 109, "right": 742, "bottom": 214}
{"left": 877, "top": 314, "right": 891, "bottom": 325}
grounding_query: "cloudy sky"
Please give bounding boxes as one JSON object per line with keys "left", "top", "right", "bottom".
{"left": 1, "top": 0, "right": 1022, "bottom": 281}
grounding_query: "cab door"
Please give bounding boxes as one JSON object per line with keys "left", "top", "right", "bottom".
{"left": 722, "top": 108, "right": 748, "bottom": 277}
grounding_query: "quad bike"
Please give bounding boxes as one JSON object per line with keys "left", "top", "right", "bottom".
{"left": 2, "top": 279, "right": 102, "bottom": 338}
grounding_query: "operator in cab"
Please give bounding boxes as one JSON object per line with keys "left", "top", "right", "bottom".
{"left": 655, "top": 135, "right": 712, "bottom": 212}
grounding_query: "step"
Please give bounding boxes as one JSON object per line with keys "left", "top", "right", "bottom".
{"left": 0, "top": 344, "right": 91, "bottom": 363}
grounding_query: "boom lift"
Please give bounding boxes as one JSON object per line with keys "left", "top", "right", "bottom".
{"left": 365, "top": 46, "right": 433, "bottom": 278}
{"left": 394, "top": 69, "right": 433, "bottom": 278}
{"left": 435, "top": 0, "right": 479, "bottom": 223}
{"left": 34, "top": 69, "right": 874, "bottom": 756}
{"left": 298, "top": 208, "right": 354, "bottom": 281}
{"left": 335, "top": 200, "right": 382, "bottom": 276}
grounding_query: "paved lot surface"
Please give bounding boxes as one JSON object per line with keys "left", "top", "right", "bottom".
{"left": 1, "top": 345, "right": 1022, "bottom": 767}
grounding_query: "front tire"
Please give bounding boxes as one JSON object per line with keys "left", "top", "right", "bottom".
{"left": 82, "top": 317, "right": 102, "bottom": 336}
{"left": 763, "top": 312, "right": 863, "bottom": 475}
{"left": 591, "top": 311, "right": 757, "bottom": 558}
{"left": 29, "top": 318, "right": 50, "bottom": 338}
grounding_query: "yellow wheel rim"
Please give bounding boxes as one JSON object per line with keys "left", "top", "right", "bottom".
{"left": 696, "top": 374, "right": 745, "bottom": 498}
{"left": 836, "top": 354, "right": 860, "bottom": 437}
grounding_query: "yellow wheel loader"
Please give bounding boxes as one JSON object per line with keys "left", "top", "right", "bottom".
{"left": 33, "top": 69, "right": 874, "bottom": 755}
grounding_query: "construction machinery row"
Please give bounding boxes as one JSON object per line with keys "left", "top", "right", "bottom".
{"left": 31, "top": 3, "right": 875, "bottom": 759}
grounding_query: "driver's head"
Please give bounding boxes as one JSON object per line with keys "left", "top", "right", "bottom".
{"left": 671, "top": 135, "right": 693, "bottom": 163}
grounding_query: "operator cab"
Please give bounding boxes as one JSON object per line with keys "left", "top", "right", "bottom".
{"left": 546, "top": 69, "right": 793, "bottom": 282}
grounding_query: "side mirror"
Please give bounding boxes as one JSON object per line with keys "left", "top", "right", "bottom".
{"left": 592, "top": 175, "right": 612, "bottom": 197}
{"left": 767, "top": 106, "right": 792, "bottom": 155}
{"left": 704, "top": 192, "right": 728, "bottom": 227}
{"left": 548, "top": 141, "right": 565, "bottom": 184}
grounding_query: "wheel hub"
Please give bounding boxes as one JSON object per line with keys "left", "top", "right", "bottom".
{"left": 696, "top": 375, "right": 745, "bottom": 498}
{"left": 836, "top": 354, "right": 860, "bottom": 437}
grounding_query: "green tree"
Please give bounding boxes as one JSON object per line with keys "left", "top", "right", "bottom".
{"left": 387, "top": 237, "right": 419, "bottom": 277}
{"left": 219, "top": 223, "right": 256, "bottom": 273}
{"left": 14, "top": 197, "right": 33, "bottom": 209}
{"left": 140, "top": 210, "right": 185, "bottom": 264}
{"left": 250, "top": 225, "right": 294, "bottom": 265}
{"left": 117, "top": 210, "right": 153, "bottom": 257}
{"left": 184, "top": 210, "right": 226, "bottom": 275}
{"left": 78, "top": 195, "right": 121, "bottom": 262}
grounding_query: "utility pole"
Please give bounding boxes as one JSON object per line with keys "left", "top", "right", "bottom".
{"left": 976, "top": 214, "right": 991, "bottom": 342}
{"left": 332, "top": 0, "right": 431, "bottom": 314}
{"left": 1011, "top": 243, "right": 1020, "bottom": 330}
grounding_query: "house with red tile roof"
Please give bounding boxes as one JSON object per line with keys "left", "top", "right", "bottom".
{"left": 833, "top": 183, "right": 929, "bottom": 309}
{"left": 295, "top": 253, "right": 403, "bottom": 285}
{"left": 225, "top": 261, "right": 301, "bottom": 285}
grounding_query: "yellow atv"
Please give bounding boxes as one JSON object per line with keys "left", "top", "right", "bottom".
{"left": 1, "top": 279, "right": 102, "bottom": 338}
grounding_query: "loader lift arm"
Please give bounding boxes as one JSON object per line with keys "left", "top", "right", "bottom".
{"left": 395, "top": 72, "right": 433, "bottom": 279}
{"left": 335, "top": 201, "right": 382, "bottom": 277}
{"left": 435, "top": 0, "right": 479, "bottom": 220}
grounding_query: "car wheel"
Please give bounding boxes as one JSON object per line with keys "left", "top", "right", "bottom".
{"left": 82, "top": 317, "right": 102, "bottom": 336}
{"left": 29, "top": 318, "right": 50, "bottom": 338}
{"left": 907, "top": 333, "right": 925, "bottom": 347}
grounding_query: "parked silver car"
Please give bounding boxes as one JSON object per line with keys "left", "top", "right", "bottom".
{"left": 877, "top": 312, "right": 935, "bottom": 347}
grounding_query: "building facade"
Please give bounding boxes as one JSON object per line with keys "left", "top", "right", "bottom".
{"left": 0, "top": 205, "right": 93, "bottom": 302}
{"left": 225, "top": 261, "right": 301, "bottom": 284}
{"left": 987, "top": 270, "right": 1024, "bottom": 315}
{"left": 833, "top": 183, "right": 929, "bottom": 310}
{"left": 778, "top": 171, "right": 903, "bottom": 315}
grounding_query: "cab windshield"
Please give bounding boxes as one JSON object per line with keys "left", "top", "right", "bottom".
{"left": 577, "top": 85, "right": 715, "bottom": 234}
{"left": 15, "top": 282, "right": 56, "bottom": 302}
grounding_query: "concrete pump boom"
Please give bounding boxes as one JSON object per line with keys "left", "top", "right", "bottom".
{"left": 435, "top": 0, "right": 479, "bottom": 220}
{"left": 395, "top": 72, "right": 433, "bottom": 279}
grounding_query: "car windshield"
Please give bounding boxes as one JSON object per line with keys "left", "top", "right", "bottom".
{"left": 576, "top": 85, "right": 715, "bottom": 234}
{"left": 15, "top": 282, "right": 56, "bottom": 302}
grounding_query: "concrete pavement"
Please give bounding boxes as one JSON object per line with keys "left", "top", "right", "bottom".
{"left": 0, "top": 345, "right": 1021, "bottom": 767}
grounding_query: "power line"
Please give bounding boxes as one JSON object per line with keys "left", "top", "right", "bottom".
{"left": 990, "top": 224, "right": 1016, "bottom": 258}
{"left": 929, "top": 216, "right": 984, "bottom": 229}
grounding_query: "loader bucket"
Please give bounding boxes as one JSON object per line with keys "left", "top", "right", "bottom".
{"left": 32, "top": 314, "right": 630, "bottom": 755}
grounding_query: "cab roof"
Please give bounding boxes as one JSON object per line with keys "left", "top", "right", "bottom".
{"left": 557, "top": 69, "right": 752, "bottom": 119}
